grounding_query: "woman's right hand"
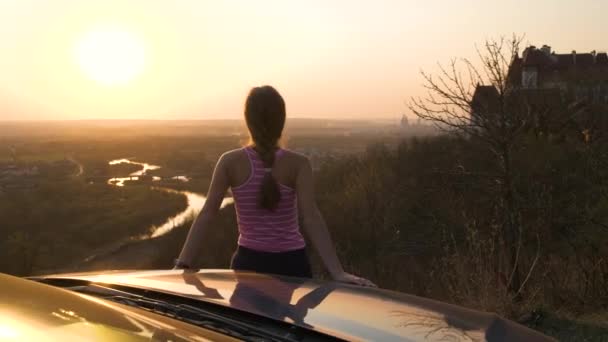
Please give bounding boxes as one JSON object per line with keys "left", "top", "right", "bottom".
{"left": 332, "top": 271, "right": 377, "bottom": 287}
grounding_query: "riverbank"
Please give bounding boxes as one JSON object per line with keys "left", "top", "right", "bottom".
{"left": 57, "top": 157, "right": 234, "bottom": 270}
{"left": 0, "top": 179, "right": 187, "bottom": 276}
{"left": 105, "top": 158, "right": 233, "bottom": 239}
{"left": 74, "top": 201, "right": 238, "bottom": 271}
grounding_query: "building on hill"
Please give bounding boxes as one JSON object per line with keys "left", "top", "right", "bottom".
{"left": 471, "top": 85, "right": 500, "bottom": 117}
{"left": 472, "top": 44, "right": 608, "bottom": 140}
{"left": 509, "top": 45, "right": 608, "bottom": 103}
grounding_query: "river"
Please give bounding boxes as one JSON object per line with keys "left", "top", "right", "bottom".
{"left": 107, "top": 158, "right": 233, "bottom": 238}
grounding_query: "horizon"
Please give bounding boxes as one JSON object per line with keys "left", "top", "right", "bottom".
{"left": 0, "top": 116, "right": 407, "bottom": 124}
{"left": 1, "top": 0, "right": 607, "bottom": 120}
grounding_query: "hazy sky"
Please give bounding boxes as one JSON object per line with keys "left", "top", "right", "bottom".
{"left": 1, "top": 0, "right": 606, "bottom": 120}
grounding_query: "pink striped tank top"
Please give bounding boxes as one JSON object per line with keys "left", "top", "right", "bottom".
{"left": 231, "top": 147, "right": 306, "bottom": 252}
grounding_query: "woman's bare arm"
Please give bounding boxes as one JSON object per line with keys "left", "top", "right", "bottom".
{"left": 296, "top": 157, "right": 376, "bottom": 287}
{"left": 176, "top": 154, "right": 230, "bottom": 268}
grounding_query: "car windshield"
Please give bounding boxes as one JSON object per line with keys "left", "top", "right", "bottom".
{"left": 1, "top": 2, "right": 607, "bottom": 341}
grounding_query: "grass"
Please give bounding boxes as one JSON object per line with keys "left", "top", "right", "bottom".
{"left": 0, "top": 153, "right": 68, "bottom": 163}
{"left": 0, "top": 179, "right": 188, "bottom": 276}
{"left": 524, "top": 311, "right": 608, "bottom": 341}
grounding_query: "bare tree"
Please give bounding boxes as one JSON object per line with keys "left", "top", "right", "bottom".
{"left": 408, "top": 36, "right": 534, "bottom": 297}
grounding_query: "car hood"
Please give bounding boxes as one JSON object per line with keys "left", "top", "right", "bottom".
{"left": 0, "top": 273, "right": 237, "bottom": 341}
{"left": 34, "top": 269, "right": 554, "bottom": 342}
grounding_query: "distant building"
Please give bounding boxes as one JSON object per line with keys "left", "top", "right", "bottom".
{"left": 472, "top": 44, "right": 608, "bottom": 131}
{"left": 471, "top": 85, "right": 500, "bottom": 124}
{"left": 510, "top": 45, "right": 608, "bottom": 103}
{"left": 400, "top": 115, "right": 409, "bottom": 128}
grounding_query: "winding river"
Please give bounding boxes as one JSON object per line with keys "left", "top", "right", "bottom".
{"left": 107, "top": 158, "right": 233, "bottom": 239}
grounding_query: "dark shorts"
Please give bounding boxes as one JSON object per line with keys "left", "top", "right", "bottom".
{"left": 231, "top": 245, "right": 313, "bottom": 278}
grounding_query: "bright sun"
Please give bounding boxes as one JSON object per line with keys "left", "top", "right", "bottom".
{"left": 74, "top": 25, "right": 146, "bottom": 86}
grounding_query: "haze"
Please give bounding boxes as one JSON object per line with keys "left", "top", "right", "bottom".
{"left": 1, "top": 0, "right": 606, "bottom": 120}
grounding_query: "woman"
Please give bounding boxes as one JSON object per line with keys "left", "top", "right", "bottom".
{"left": 175, "top": 86, "right": 374, "bottom": 286}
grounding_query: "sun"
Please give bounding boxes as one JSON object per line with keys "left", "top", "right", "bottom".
{"left": 74, "top": 25, "right": 146, "bottom": 86}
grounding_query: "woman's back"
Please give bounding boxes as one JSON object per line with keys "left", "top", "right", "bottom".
{"left": 226, "top": 147, "right": 301, "bottom": 189}
{"left": 176, "top": 85, "right": 374, "bottom": 286}
{"left": 227, "top": 147, "right": 306, "bottom": 252}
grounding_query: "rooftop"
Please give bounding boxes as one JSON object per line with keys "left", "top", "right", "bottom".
{"left": 520, "top": 45, "right": 608, "bottom": 70}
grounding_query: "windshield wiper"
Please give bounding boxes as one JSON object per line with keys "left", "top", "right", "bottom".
{"left": 107, "top": 295, "right": 300, "bottom": 342}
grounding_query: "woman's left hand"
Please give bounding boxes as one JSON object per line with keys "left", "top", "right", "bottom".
{"left": 332, "top": 271, "right": 377, "bottom": 287}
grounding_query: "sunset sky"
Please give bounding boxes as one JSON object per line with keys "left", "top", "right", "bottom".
{"left": 1, "top": 0, "right": 606, "bottom": 120}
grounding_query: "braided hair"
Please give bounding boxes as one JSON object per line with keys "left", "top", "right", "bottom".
{"left": 244, "top": 86, "right": 286, "bottom": 210}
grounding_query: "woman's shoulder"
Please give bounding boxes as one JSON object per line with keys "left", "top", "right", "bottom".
{"left": 220, "top": 147, "right": 310, "bottom": 169}
{"left": 218, "top": 148, "right": 249, "bottom": 164}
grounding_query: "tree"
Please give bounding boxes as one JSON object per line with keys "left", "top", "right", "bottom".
{"left": 408, "top": 36, "right": 535, "bottom": 297}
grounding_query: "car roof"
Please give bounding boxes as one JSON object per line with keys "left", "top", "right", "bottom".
{"left": 33, "top": 269, "right": 554, "bottom": 342}
{"left": 0, "top": 272, "right": 237, "bottom": 342}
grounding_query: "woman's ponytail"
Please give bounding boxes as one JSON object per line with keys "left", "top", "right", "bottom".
{"left": 256, "top": 142, "right": 281, "bottom": 210}
{"left": 244, "top": 86, "right": 286, "bottom": 211}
